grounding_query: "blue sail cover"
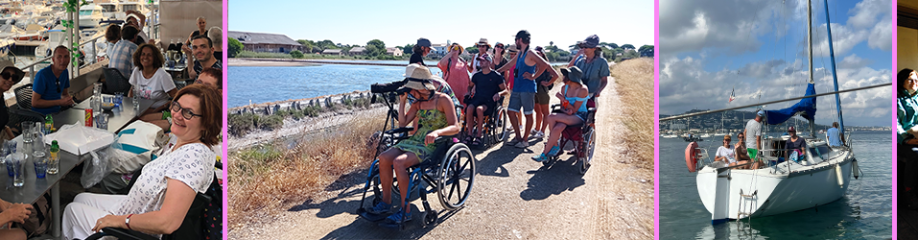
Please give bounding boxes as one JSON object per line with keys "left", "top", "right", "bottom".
{"left": 764, "top": 83, "right": 816, "bottom": 125}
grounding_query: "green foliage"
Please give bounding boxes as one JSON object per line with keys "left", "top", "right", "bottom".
{"left": 465, "top": 46, "right": 478, "bottom": 54}
{"left": 621, "top": 44, "right": 635, "bottom": 50}
{"left": 228, "top": 38, "right": 243, "bottom": 58}
{"left": 366, "top": 39, "right": 386, "bottom": 57}
{"left": 229, "top": 112, "right": 257, "bottom": 136}
{"left": 236, "top": 51, "right": 291, "bottom": 59}
{"left": 290, "top": 50, "right": 304, "bottom": 58}
{"left": 297, "top": 39, "right": 314, "bottom": 53}
{"left": 403, "top": 44, "right": 414, "bottom": 54}
{"left": 257, "top": 114, "right": 284, "bottom": 130}
{"left": 638, "top": 45, "right": 654, "bottom": 57}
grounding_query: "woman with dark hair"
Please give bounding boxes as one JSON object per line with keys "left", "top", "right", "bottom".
{"left": 532, "top": 46, "right": 558, "bottom": 139}
{"left": 129, "top": 44, "right": 178, "bottom": 130}
{"left": 898, "top": 68, "right": 918, "bottom": 209}
{"left": 410, "top": 38, "right": 433, "bottom": 66}
{"left": 62, "top": 84, "right": 221, "bottom": 239}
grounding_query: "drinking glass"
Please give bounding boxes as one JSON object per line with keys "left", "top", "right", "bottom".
{"left": 95, "top": 113, "right": 109, "bottom": 130}
{"left": 33, "top": 151, "right": 46, "bottom": 179}
{"left": 9, "top": 152, "right": 24, "bottom": 187}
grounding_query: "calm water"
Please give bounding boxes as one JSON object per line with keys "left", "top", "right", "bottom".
{"left": 659, "top": 131, "right": 891, "bottom": 239}
{"left": 227, "top": 63, "right": 442, "bottom": 108}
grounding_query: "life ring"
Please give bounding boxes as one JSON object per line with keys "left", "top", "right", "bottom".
{"left": 685, "top": 142, "right": 700, "bottom": 172}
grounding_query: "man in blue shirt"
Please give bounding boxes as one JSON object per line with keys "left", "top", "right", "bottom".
{"left": 827, "top": 122, "right": 845, "bottom": 147}
{"left": 32, "top": 46, "right": 74, "bottom": 115}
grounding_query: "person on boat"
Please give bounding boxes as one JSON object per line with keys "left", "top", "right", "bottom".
{"left": 468, "top": 38, "right": 491, "bottom": 73}
{"left": 130, "top": 44, "right": 178, "bottom": 131}
{"left": 784, "top": 126, "right": 806, "bottom": 162}
{"left": 532, "top": 46, "right": 558, "bottom": 139}
{"left": 438, "top": 43, "right": 470, "bottom": 107}
{"left": 532, "top": 67, "right": 589, "bottom": 162}
{"left": 184, "top": 35, "right": 222, "bottom": 81}
{"left": 0, "top": 61, "right": 23, "bottom": 140}
{"left": 743, "top": 110, "right": 765, "bottom": 168}
{"left": 409, "top": 38, "right": 433, "bottom": 66}
{"left": 496, "top": 30, "right": 559, "bottom": 149}
{"left": 714, "top": 135, "right": 736, "bottom": 165}
{"left": 32, "top": 46, "right": 74, "bottom": 115}
{"left": 734, "top": 132, "right": 753, "bottom": 168}
{"left": 398, "top": 64, "right": 462, "bottom": 134}
{"left": 368, "top": 76, "right": 460, "bottom": 225}
{"left": 827, "top": 122, "right": 845, "bottom": 147}
{"left": 464, "top": 54, "right": 507, "bottom": 145}
{"left": 567, "top": 34, "right": 609, "bottom": 108}
{"left": 897, "top": 68, "right": 918, "bottom": 209}
{"left": 62, "top": 84, "right": 221, "bottom": 239}
{"left": 183, "top": 17, "right": 208, "bottom": 48}
{"left": 208, "top": 27, "right": 223, "bottom": 61}
{"left": 109, "top": 26, "right": 139, "bottom": 77}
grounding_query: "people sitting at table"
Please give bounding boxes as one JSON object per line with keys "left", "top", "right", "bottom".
{"left": 129, "top": 44, "right": 178, "bottom": 131}
{"left": 0, "top": 198, "right": 33, "bottom": 240}
{"left": 195, "top": 68, "right": 222, "bottom": 90}
{"left": 207, "top": 26, "right": 223, "bottom": 60}
{"left": 184, "top": 35, "right": 221, "bottom": 81}
{"left": 109, "top": 26, "right": 139, "bottom": 78}
{"left": 32, "top": 46, "right": 74, "bottom": 115}
{"left": 62, "top": 84, "right": 221, "bottom": 239}
{"left": 0, "top": 61, "right": 24, "bottom": 140}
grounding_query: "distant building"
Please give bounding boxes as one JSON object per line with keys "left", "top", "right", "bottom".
{"left": 322, "top": 49, "right": 343, "bottom": 55}
{"left": 228, "top": 31, "right": 302, "bottom": 53}
{"left": 386, "top": 47, "right": 403, "bottom": 56}
{"left": 348, "top": 47, "right": 366, "bottom": 56}
{"left": 431, "top": 43, "right": 447, "bottom": 56}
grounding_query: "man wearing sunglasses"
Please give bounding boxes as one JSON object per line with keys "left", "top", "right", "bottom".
{"left": 32, "top": 46, "right": 74, "bottom": 115}
{"left": 0, "top": 61, "right": 24, "bottom": 139}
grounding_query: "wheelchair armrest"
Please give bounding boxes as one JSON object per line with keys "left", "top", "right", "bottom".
{"left": 385, "top": 126, "right": 414, "bottom": 135}
{"left": 95, "top": 227, "right": 159, "bottom": 240}
{"left": 587, "top": 107, "right": 597, "bottom": 113}
{"left": 435, "top": 134, "right": 458, "bottom": 144}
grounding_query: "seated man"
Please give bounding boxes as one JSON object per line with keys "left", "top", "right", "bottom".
{"left": 184, "top": 35, "right": 222, "bottom": 81}
{"left": 32, "top": 46, "right": 74, "bottom": 115}
{"left": 463, "top": 55, "right": 507, "bottom": 144}
{"left": 714, "top": 135, "right": 735, "bottom": 165}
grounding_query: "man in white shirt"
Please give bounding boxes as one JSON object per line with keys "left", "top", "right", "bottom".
{"left": 715, "top": 135, "right": 736, "bottom": 165}
{"left": 743, "top": 110, "right": 765, "bottom": 168}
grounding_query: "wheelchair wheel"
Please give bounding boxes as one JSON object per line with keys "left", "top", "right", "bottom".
{"left": 437, "top": 143, "right": 476, "bottom": 210}
{"left": 492, "top": 108, "right": 508, "bottom": 144}
{"left": 423, "top": 209, "right": 438, "bottom": 227}
{"left": 579, "top": 128, "right": 595, "bottom": 175}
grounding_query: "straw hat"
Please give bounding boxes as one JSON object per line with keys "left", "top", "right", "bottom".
{"left": 475, "top": 38, "right": 490, "bottom": 48}
{"left": 401, "top": 64, "right": 439, "bottom": 91}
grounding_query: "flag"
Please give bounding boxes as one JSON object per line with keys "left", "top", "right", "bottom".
{"left": 728, "top": 88, "right": 735, "bottom": 103}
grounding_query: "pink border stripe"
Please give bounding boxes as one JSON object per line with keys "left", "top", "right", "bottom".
{"left": 222, "top": 0, "right": 229, "bottom": 237}
{"left": 892, "top": 0, "right": 898, "bottom": 237}
{"left": 653, "top": 0, "right": 660, "bottom": 239}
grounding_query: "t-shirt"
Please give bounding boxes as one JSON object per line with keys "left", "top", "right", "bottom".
{"left": 193, "top": 59, "right": 223, "bottom": 79}
{"left": 470, "top": 71, "right": 504, "bottom": 103}
{"left": 827, "top": 127, "right": 842, "bottom": 146}
{"left": 31, "top": 65, "right": 70, "bottom": 115}
{"left": 744, "top": 119, "right": 762, "bottom": 149}
{"left": 716, "top": 146, "right": 736, "bottom": 164}
{"left": 129, "top": 67, "right": 176, "bottom": 108}
{"left": 573, "top": 55, "right": 610, "bottom": 94}
{"left": 114, "top": 137, "right": 214, "bottom": 218}
{"left": 409, "top": 53, "right": 426, "bottom": 66}
{"left": 785, "top": 137, "right": 807, "bottom": 153}
{"left": 535, "top": 71, "right": 553, "bottom": 94}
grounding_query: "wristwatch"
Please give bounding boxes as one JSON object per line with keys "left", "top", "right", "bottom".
{"left": 125, "top": 214, "right": 134, "bottom": 230}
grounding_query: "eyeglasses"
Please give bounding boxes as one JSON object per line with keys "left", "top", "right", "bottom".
{"left": 0, "top": 72, "right": 9, "bottom": 80}
{"left": 495, "top": 46, "right": 504, "bottom": 49}
{"left": 170, "top": 101, "right": 203, "bottom": 120}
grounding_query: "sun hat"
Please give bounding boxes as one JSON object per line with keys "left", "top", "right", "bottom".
{"left": 560, "top": 66, "right": 584, "bottom": 85}
{"left": 401, "top": 64, "right": 439, "bottom": 91}
{"left": 0, "top": 60, "right": 24, "bottom": 82}
{"left": 475, "top": 38, "right": 490, "bottom": 48}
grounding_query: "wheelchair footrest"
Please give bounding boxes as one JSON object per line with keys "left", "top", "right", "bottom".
{"left": 358, "top": 209, "right": 391, "bottom": 222}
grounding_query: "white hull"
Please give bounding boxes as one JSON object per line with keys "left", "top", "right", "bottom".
{"left": 696, "top": 144, "right": 854, "bottom": 223}
{"left": 78, "top": 18, "right": 100, "bottom": 28}
{"left": 701, "top": 134, "right": 712, "bottom": 138}
{"left": 662, "top": 134, "right": 678, "bottom": 138}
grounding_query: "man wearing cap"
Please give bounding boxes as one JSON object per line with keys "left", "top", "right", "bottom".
{"left": 0, "top": 61, "right": 24, "bottom": 139}
{"left": 185, "top": 35, "right": 222, "bottom": 81}
{"left": 464, "top": 54, "right": 507, "bottom": 144}
{"left": 568, "top": 34, "right": 610, "bottom": 105}
{"left": 410, "top": 38, "right": 433, "bottom": 66}
{"left": 785, "top": 126, "right": 807, "bottom": 162}
{"left": 108, "top": 25, "right": 139, "bottom": 77}
{"left": 827, "top": 122, "right": 845, "bottom": 147}
{"left": 468, "top": 38, "right": 491, "bottom": 73}
{"left": 743, "top": 110, "right": 765, "bottom": 166}
{"left": 496, "top": 30, "right": 560, "bottom": 148}
{"left": 32, "top": 46, "right": 74, "bottom": 115}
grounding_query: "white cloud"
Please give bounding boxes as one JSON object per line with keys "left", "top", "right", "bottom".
{"left": 868, "top": 18, "right": 892, "bottom": 51}
{"left": 837, "top": 54, "right": 873, "bottom": 69}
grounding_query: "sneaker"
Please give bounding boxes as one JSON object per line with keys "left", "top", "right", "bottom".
{"left": 368, "top": 201, "right": 394, "bottom": 215}
{"left": 530, "top": 129, "right": 539, "bottom": 135}
{"left": 546, "top": 146, "right": 561, "bottom": 156}
{"left": 384, "top": 210, "right": 413, "bottom": 224}
{"left": 531, "top": 153, "right": 548, "bottom": 162}
{"left": 514, "top": 141, "right": 529, "bottom": 148}
{"left": 533, "top": 131, "right": 545, "bottom": 139}
{"left": 506, "top": 138, "right": 520, "bottom": 145}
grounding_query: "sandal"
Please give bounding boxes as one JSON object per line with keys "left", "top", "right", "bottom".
{"left": 464, "top": 135, "right": 473, "bottom": 144}
{"left": 472, "top": 138, "right": 482, "bottom": 146}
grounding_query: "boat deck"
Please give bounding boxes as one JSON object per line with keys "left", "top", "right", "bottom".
{"left": 900, "top": 206, "right": 918, "bottom": 239}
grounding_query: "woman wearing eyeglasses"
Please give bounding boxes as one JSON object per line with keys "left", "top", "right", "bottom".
{"left": 0, "top": 61, "right": 24, "bottom": 140}
{"left": 62, "top": 84, "right": 221, "bottom": 239}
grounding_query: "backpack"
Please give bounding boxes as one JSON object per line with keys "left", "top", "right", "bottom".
{"left": 22, "top": 193, "right": 51, "bottom": 237}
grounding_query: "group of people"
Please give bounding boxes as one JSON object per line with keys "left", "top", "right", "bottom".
{"left": 368, "top": 30, "right": 608, "bottom": 225}
{"left": 712, "top": 109, "right": 846, "bottom": 169}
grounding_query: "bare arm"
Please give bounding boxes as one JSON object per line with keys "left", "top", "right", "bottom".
{"left": 496, "top": 52, "right": 521, "bottom": 73}
{"left": 398, "top": 94, "right": 409, "bottom": 127}
{"left": 438, "top": 51, "right": 455, "bottom": 72}
{"left": 92, "top": 179, "right": 196, "bottom": 234}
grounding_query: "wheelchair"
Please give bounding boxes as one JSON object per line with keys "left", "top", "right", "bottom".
{"left": 460, "top": 96, "right": 508, "bottom": 149}
{"left": 358, "top": 87, "right": 476, "bottom": 230}
{"left": 542, "top": 102, "right": 597, "bottom": 175}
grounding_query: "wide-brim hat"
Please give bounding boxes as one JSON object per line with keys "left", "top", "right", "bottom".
{"left": 475, "top": 38, "right": 490, "bottom": 48}
{"left": 560, "top": 66, "right": 583, "bottom": 85}
{"left": 402, "top": 63, "right": 439, "bottom": 91}
{"left": 0, "top": 60, "right": 24, "bottom": 82}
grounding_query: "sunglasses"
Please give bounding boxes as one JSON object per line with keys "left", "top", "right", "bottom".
{"left": 0, "top": 72, "right": 10, "bottom": 80}
{"left": 495, "top": 46, "right": 504, "bottom": 49}
{"left": 170, "top": 101, "right": 203, "bottom": 120}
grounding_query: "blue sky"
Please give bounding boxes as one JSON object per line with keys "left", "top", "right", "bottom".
{"left": 229, "top": 0, "right": 653, "bottom": 50}
{"left": 660, "top": 0, "right": 891, "bottom": 127}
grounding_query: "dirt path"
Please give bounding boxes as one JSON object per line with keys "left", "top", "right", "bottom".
{"left": 228, "top": 76, "right": 654, "bottom": 239}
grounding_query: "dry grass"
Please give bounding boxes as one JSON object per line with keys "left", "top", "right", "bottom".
{"left": 227, "top": 111, "right": 384, "bottom": 231}
{"left": 611, "top": 58, "right": 654, "bottom": 170}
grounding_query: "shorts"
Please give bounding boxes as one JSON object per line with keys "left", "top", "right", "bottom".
{"left": 574, "top": 111, "right": 589, "bottom": 122}
{"left": 467, "top": 98, "right": 496, "bottom": 116}
{"left": 535, "top": 87, "right": 550, "bottom": 105}
{"left": 747, "top": 148, "right": 758, "bottom": 160}
{"left": 508, "top": 92, "right": 535, "bottom": 115}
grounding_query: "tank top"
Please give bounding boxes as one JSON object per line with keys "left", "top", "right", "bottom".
{"left": 512, "top": 48, "right": 537, "bottom": 93}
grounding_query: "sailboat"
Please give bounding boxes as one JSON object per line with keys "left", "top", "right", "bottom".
{"left": 671, "top": 0, "right": 878, "bottom": 224}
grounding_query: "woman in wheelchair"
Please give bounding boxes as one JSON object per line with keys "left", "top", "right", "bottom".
{"left": 532, "top": 66, "right": 589, "bottom": 162}
{"left": 464, "top": 54, "right": 507, "bottom": 145}
{"left": 61, "top": 84, "right": 222, "bottom": 239}
{"left": 399, "top": 64, "right": 462, "bottom": 135}
{"left": 371, "top": 75, "right": 461, "bottom": 224}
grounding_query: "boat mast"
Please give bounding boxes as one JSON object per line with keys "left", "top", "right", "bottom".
{"left": 824, "top": 0, "right": 845, "bottom": 138}
{"left": 806, "top": 0, "right": 816, "bottom": 137}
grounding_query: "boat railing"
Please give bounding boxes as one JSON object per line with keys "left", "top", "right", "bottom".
{"left": 22, "top": 34, "right": 105, "bottom": 81}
